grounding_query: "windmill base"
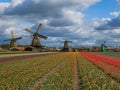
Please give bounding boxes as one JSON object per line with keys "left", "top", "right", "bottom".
{"left": 25, "top": 46, "right": 47, "bottom": 52}
{"left": 62, "top": 48, "right": 72, "bottom": 52}
{"left": 10, "top": 47, "right": 25, "bottom": 51}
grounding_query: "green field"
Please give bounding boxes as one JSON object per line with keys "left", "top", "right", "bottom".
{"left": 96, "top": 52, "right": 120, "bottom": 57}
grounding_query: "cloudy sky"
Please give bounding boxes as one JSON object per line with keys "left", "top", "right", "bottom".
{"left": 0, "top": 0, "right": 120, "bottom": 47}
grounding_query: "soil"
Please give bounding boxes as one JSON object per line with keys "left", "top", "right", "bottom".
{"left": 73, "top": 53, "right": 81, "bottom": 90}
{"left": 0, "top": 53, "right": 59, "bottom": 62}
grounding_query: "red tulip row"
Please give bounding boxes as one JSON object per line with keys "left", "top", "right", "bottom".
{"left": 81, "top": 52, "right": 120, "bottom": 67}
{"left": 80, "top": 52, "right": 120, "bottom": 78}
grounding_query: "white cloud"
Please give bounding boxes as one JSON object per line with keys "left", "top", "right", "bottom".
{"left": 110, "top": 11, "right": 120, "bottom": 17}
{"left": 0, "top": 16, "right": 33, "bottom": 38}
{"left": 92, "top": 18, "right": 111, "bottom": 27}
{"left": 0, "top": 2, "right": 10, "bottom": 14}
{"left": 3, "top": 0, "right": 101, "bottom": 16}
{"left": 11, "top": 0, "right": 24, "bottom": 7}
{"left": 91, "top": 17, "right": 120, "bottom": 45}
{"left": 117, "top": 0, "right": 120, "bottom": 5}
{"left": 1, "top": 0, "right": 120, "bottom": 46}
{"left": 47, "top": 9, "right": 84, "bottom": 27}
{"left": 63, "top": 9, "right": 84, "bottom": 25}
{"left": 95, "top": 15, "right": 120, "bottom": 30}
{"left": 111, "top": 29, "right": 120, "bottom": 34}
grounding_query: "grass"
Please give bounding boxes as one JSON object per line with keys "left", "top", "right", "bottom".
{"left": 95, "top": 52, "right": 120, "bottom": 57}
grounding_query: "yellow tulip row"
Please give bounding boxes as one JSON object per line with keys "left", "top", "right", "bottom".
{"left": 0, "top": 53, "right": 68, "bottom": 90}
{"left": 38, "top": 52, "right": 75, "bottom": 90}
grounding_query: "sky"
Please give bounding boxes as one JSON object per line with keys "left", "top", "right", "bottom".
{"left": 0, "top": 0, "right": 120, "bottom": 47}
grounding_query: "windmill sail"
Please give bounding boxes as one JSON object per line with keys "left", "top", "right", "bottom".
{"left": 13, "top": 37, "right": 22, "bottom": 40}
{"left": 36, "top": 23, "right": 42, "bottom": 33}
{"left": 36, "top": 33, "right": 47, "bottom": 39}
{"left": 4, "top": 31, "right": 22, "bottom": 48}
{"left": 25, "top": 29, "right": 34, "bottom": 33}
{"left": 4, "top": 39, "right": 12, "bottom": 41}
{"left": 25, "top": 23, "right": 47, "bottom": 48}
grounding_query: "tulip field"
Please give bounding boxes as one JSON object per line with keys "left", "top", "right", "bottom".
{"left": 0, "top": 52, "right": 120, "bottom": 90}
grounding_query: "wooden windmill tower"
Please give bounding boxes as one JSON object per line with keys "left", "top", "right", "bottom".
{"left": 62, "top": 40, "right": 72, "bottom": 52}
{"left": 4, "top": 31, "right": 22, "bottom": 48}
{"left": 25, "top": 23, "right": 47, "bottom": 49}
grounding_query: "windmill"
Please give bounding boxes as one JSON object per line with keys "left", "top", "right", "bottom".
{"left": 62, "top": 40, "right": 72, "bottom": 52}
{"left": 4, "top": 31, "right": 22, "bottom": 48}
{"left": 25, "top": 23, "right": 47, "bottom": 48}
{"left": 100, "top": 41, "right": 107, "bottom": 52}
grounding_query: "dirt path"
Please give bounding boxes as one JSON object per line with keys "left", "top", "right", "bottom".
{"left": 73, "top": 52, "right": 80, "bottom": 90}
{"left": 0, "top": 52, "right": 60, "bottom": 62}
{"left": 26, "top": 61, "right": 65, "bottom": 90}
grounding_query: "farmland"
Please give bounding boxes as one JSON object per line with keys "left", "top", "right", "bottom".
{"left": 0, "top": 52, "right": 120, "bottom": 90}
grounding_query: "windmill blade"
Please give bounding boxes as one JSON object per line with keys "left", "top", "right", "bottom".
{"left": 105, "top": 45, "right": 107, "bottom": 48}
{"left": 103, "top": 41, "right": 107, "bottom": 44}
{"left": 4, "top": 39, "right": 12, "bottom": 42}
{"left": 36, "top": 23, "right": 42, "bottom": 33}
{"left": 104, "top": 45, "right": 107, "bottom": 48}
{"left": 13, "top": 37, "right": 22, "bottom": 40}
{"left": 37, "top": 34, "right": 47, "bottom": 39}
{"left": 25, "top": 29, "right": 34, "bottom": 34}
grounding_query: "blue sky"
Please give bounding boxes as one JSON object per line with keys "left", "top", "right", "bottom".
{"left": 84, "top": 0, "right": 120, "bottom": 20}
{"left": 0, "top": 0, "right": 11, "bottom": 2}
{"left": 0, "top": 0, "right": 120, "bottom": 46}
